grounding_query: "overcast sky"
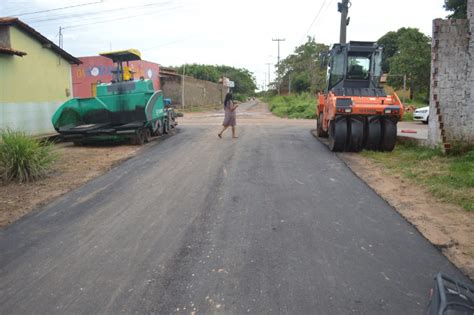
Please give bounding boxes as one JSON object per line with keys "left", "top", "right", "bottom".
{"left": 2, "top": 0, "right": 448, "bottom": 90}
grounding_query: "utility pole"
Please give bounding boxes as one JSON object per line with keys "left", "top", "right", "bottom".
{"left": 338, "top": 0, "right": 350, "bottom": 44}
{"left": 181, "top": 64, "right": 186, "bottom": 110}
{"left": 272, "top": 38, "right": 285, "bottom": 94}
{"left": 265, "top": 62, "right": 271, "bottom": 90}
{"left": 288, "top": 73, "right": 291, "bottom": 95}
{"left": 272, "top": 38, "right": 285, "bottom": 69}
{"left": 58, "top": 26, "right": 63, "bottom": 48}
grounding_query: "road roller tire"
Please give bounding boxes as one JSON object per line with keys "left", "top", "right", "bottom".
{"left": 365, "top": 116, "right": 382, "bottom": 151}
{"left": 380, "top": 118, "right": 397, "bottom": 152}
{"left": 347, "top": 117, "right": 364, "bottom": 152}
{"left": 328, "top": 116, "right": 347, "bottom": 152}
{"left": 316, "top": 112, "right": 328, "bottom": 138}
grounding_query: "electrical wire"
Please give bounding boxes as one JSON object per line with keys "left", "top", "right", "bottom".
{"left": 299, "top": 0, "right": 336, "bottom": 44}
{"left": 14, "top": 1, "right": 105, "bottom": 17}
{"left": 62, "top": 5, "right": 183, "bottom": 29}
{"left": 299, "top": 0, "right": 329, "bottom": 43}
{"left": 27, "top": 1, "right": 174, "bottom": 25}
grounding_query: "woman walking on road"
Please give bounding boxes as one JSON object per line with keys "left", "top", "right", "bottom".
{"left": 218, "top": 92, "right": 239, "bottom": 139}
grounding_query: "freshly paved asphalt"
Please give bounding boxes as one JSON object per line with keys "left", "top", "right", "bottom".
{"left": 0, "top": 102, "right": 470, "bottom": 314}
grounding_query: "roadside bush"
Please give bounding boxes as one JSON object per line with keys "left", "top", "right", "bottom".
{"left": 233, "top": 93, "right": 247, "bottom": 102}
{"left": 267, "top": 93, "right": 316, "bottom": 119}
{"left": 0, "top": 129, "right": 57, "bottom": 183}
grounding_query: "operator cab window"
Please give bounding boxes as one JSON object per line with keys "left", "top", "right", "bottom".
{"left": 347, "top": 56, "right": 370, "bottom": 80}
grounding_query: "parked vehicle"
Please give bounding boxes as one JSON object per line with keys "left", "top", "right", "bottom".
{"left": 52, "top": 49, "right": 177, "bottom": 145}
{"left": 413, "top": 106, "right": 429, "bottom": 124}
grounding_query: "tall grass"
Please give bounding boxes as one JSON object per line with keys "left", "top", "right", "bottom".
{"left": 267, "top": 93, "right": 316, "bottom": 119}
{"left": 0, "top": 129, "right": 57, "bottom": 183}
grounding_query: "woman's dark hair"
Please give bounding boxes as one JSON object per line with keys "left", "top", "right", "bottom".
{"left": 224, "top": 92, "right": 233, "bottom": 107}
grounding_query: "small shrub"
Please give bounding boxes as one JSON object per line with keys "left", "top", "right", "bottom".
{"left": 233, "top": 93, "right": 247, "bottom": 102}
{"left": 267, "top": 93, "right": 316, "bottom": 119}
{"left": 403, "top": 112, "right": 413, "bottom": 121}
{"left": 0, "top": 129, "right": 57, "bottom": 183}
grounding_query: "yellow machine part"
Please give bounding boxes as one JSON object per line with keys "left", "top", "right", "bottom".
{"left": 122, "top": 66, "right": 134, "bottom": 81}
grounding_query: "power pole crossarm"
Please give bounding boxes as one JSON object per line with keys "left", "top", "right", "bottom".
{"left": 272, "top": 38, "right": 286, "bottom": 69}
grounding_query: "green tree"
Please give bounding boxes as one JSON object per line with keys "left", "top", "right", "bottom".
{"left": 175, "top": 64, "right": 257, "bottom": 97}
{"left": 377, "top": 28, "right": 412, "bottom": 73}
{"left": 175, "top": 64, "right": 220, "bottom": 82}
{"left": 386, "top": 28, "right": 431, "bottom": 100}
{"left": 276, "top": 37, "right": 329, "bottom": 94}
{"left": 444, "top": 0, "right": 467, "bottom": 18}
{"left": 215, "top": 65, "right": 257, "bottom": 96}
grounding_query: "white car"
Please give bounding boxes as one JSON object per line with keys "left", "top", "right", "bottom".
{"left": 413, "top": 106, "right": 429, "bottom": 124}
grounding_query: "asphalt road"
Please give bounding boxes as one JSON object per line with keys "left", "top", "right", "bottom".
{"left": 0, "top": 102, "right": 469, "bottom": 314}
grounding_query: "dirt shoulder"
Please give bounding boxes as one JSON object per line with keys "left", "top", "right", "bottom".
{"left": 0, "top": 142, "right": 142, "bottom": 228}
{"left": 339, "top": 152, "right": 474, "bottom": 280}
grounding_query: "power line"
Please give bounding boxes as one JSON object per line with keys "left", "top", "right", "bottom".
{"left": 14, "top": 1, "right": 105, "bottom": 17}
{"left": 299, "top": 0, "right": 336, "bottom": 44}
{"left": 27, "top": 1, "right": 174, "bottom": 25}
{"left": 61, "top": 5, "right": 182, "bottom": 29}
{"left": 300, "top": 0, "right": 329, "bottom": 43}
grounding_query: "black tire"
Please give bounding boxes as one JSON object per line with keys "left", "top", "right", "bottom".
{"left": 423, "top": 116, "right": 429, "bottom": 124}
{"left": 365, "top": 116, "right": 382, "bottom": 151}
{"left": 380, "top": 118, "right": 397, "bottom": 152}
{"left": 316, "top": 112, "right": 328, "bottom": 138}
{"left": 328, "top": 116, "right": 347, "bottom": 152}
{"left": 163, "top": 118, "right": 170, "bottom": 134}
{"left": 133, "top": 128, "right": 145, "bottom": 145}
{"left": 347, "top": 117, "right": 364, "bottom": 152}
{"left": 154, "top": 119, "right": 165, "bottom": 136}
{"left": 144, "top": 128, "right": 151, "bottom": 143}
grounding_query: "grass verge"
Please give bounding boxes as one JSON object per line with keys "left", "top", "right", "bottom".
{"left": 0, "top": 129, "right": 57, "bottom": 183}
{"left": 266, "top": 93, "right": 316, "bottom": 119}
{"left": 361, "top": 142, "right": 474, "bottom": 211}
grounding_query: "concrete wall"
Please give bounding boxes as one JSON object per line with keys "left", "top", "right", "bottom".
{"left": 0, "top": 27, "right": 72, "bottom": 103}
{"left": 0, "top": 26, "right": 73, "bottom": 135}
{"left": 0, "top": 102, "right": 62, "bottom": 134}
{"left": 429, "top": 1, "right": 474, "bottom": 148}
{"left": 161, "top": 75, "right": 226, "bottom": 108}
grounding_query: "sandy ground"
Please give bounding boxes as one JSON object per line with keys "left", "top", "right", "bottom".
{"left": 1, "top": 101, "right": 472, "bottom": 280}
{"left": 0, "top": 142, "right": 142, "bottom": 228}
